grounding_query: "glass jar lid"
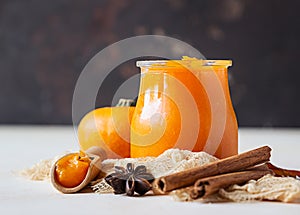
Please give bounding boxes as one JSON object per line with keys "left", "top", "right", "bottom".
{"left": 136, "top": 59, "right": 232, "bottom": 68}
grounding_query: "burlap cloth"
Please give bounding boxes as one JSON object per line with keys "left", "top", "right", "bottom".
{"left": 21, "top": 149, "right": 300, "bottom": 203}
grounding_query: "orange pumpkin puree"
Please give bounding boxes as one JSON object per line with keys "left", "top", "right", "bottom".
{"left": 55, "top": 152, "right": 91, "bottom": 188}
{"left": 131, "top": 58, "right": 238, "bottom": 159}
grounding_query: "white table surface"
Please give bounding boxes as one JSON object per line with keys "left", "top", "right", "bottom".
{"left": 1, "top": 126, "right": 300, "bottom": 215}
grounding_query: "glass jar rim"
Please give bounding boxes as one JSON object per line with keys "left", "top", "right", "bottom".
{"left": 136, "top": 59, "right": 232, "bottom": 68}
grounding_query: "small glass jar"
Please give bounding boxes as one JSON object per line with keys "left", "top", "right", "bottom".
{"left": 131, "top": 59, "right": 238, "bottom": 159}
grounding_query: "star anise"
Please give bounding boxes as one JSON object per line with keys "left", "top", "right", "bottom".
{"left": 105, "top": 163, "right": 154, "bottom": 196}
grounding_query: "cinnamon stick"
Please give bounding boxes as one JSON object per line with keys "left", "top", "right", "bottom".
{"left": 152, "top": 146, "right": 271, "bottom": 194}
{"left": 190, "top": 168, "right": 272, "bottom": 199}
{"left": 266, "top": 163, "right": 300, "bottom": 178}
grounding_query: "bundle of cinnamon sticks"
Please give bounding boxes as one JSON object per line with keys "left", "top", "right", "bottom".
{"left": 152, "top": 146, "right": 274, "bottom": 199}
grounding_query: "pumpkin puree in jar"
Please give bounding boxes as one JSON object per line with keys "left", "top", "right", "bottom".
{"left": 131, "top": 58, "right": 238, "bottom": 159}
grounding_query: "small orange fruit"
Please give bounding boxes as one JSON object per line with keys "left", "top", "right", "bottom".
{"left": 78, "top": 107, "right": 135, "bottom": 158}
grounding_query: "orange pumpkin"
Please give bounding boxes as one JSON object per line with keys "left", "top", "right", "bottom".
{"left": 78, "top": 107, "right": 135, "bottom": 158}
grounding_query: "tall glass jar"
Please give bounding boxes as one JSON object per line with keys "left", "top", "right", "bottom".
{"left": 131, "top": 59, "right": 238, "bottom": 159}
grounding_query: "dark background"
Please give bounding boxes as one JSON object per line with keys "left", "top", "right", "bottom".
{"left": 0, "top": 0, "right": 299, "bottom": 126}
